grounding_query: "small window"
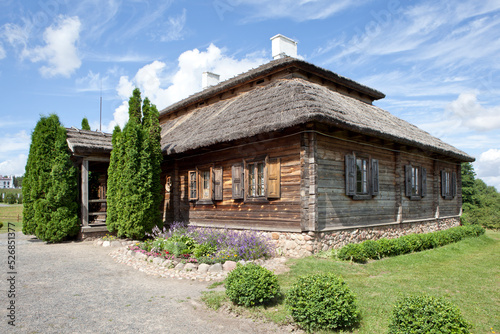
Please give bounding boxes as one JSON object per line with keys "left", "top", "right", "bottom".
{"left": 188, "top": 171, "right": 197, "bottom": 201}
{"left": 345, "top": 153, "right": 379, "bottom": 200}
{"left": 248, "top": 161, "right": 265, "bottom": 198}
{"left": 188, "top": 166, "right": 223, "bottom": 203}
{"left": 405, "top": 165, "right": 427, "bottom": 200}
{"left": 441, "top": 170, "right": 457, "bottom": 200}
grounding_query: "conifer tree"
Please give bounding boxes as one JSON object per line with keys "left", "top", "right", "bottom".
{"left": 22, "top": 114, "right": 79, "bottom": 242}
{"left": 106, "top": 88, "right": 162, "bottom": 239}
{"left": 81, "top": 117, "right": 91, "bottom": 130}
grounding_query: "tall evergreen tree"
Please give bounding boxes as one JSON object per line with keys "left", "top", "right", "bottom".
{"left": 81, "top": 117, "right": 91, "bottom": 130}
{"left": 106, "top": 88, "right": 162, "bottom": 239}
{"left": 22, "top": 114, "right": 79, "bottom": 242}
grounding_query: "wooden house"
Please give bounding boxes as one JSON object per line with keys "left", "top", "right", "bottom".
{"left": 67, "top": 37, "right": 474, "bottom": 255}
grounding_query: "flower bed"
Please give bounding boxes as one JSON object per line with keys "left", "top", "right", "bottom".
{"left": 128, "top": 222, "right": 276, "bottom": 266}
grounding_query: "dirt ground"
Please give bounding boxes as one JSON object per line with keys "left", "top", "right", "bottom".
{"left": 0, "top": 232, "right": 288, "bottom": 333}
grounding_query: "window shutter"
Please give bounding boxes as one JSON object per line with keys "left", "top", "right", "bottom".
{"left": 213, "top": 167, "right": 223, "bottom": 201}
{"left": 371, "top": 159, "right": 379, "bottom": 196}
{"left": 345, "top": 154, "right": 356, "bottom": 196}
{"left": 188, "top": 170, "right": 198, "bottom": 201}
{"left": 267, "top": 158, "right": 281, "bottom": 199}
{"left": 451, "top": 172, "right": 457, "bottom": 198}
{"left": 441, "top": 170, "right": 446, "bottom": 197}
{"left": 421, "top": 168, "right": 427, "bottom": 197}
{"left": 405, "top": 165, "right": 412, "bottom": 197}
{"left": 231, "top": 164, "right": 244, "bottom": 199}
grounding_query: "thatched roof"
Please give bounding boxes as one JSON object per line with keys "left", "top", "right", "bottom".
{"left": 66, "top": 127, "right": 112, "bottom": 155}
{"left": 159, "top": 57, "right": 385, "bottom": 117}
{"left": 160, "top": 77, "right": 474, "bottom": 162}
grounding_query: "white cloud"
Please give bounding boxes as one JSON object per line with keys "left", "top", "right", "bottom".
{"left": 0, "top": 154, "right": 28, "bottom": 176}
{"left": 475, "top": 148, "right": 500, "bottom": 190}
{"left": 447, "top": 92, "right": 500, "bottom": 131}
{"left": 107, "top": 43, "right": 267, "bottom": 130}
{"left": 0, "top": 43, "right": 5, "bottom": 59}
{"left": 234, "top": 0, "right": 361, "bottom": 22}
{"left": 159, "top": 8, "right": 187, "bottom": 42}
{"left": 75, "top": 70, "right": 110, "bottom": 92}
{"left": 23, "top": 15, "right": 82, "bottom": 78}
{"left": 0, "top": 131, "right": 30, "bottom": 157}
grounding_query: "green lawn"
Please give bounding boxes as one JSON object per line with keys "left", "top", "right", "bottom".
{"left": 204, "top": 230, "right": 500, "bottom": 333}
{"left": 0, "top": 204, "right": 23, "bottom": 233}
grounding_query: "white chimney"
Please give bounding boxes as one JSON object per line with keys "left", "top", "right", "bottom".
{"left": 271, "top": 34, "right": 297, "bottom": 60}
{"left": 202, "top": 72, "right": 220, "bottom": 89}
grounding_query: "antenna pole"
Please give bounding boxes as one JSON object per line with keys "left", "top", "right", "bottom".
{"left": 99, "top": 79, "right": 102, "bottom": 132}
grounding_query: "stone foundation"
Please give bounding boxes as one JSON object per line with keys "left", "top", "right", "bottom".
{"left": 262, "top": 217, "right": 461, "bottom": 258}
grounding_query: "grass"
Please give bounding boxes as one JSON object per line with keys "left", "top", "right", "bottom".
{"left": 204, "top": 230, "right": 499, "bottom": 333}
{"left": 0, "top": 204, "right": 23, "bottom": 233}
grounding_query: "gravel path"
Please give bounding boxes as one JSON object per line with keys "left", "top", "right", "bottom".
{"left": 0, "top": 232, "right": 286, "bottom": 333}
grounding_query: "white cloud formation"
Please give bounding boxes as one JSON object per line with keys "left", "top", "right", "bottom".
{"left": 0, "top": 43, "right": 5, "bottom": 59}
{"left": 159, "top": 8, "right": 187, "bottom": 42}
{"left": 229, "top": 0, "right": 360, "bottom": 22}
{"left": 23, "top": 15, "right": 82, "bottom": 78}
{"left": 475, "top": 148, "right": 500, "bottom": 190}
{"left": 447, "top": 92, "right": 500, "bottom": 131}
{"left": 0, "top": 154, "right": 28, "bottom": 176}
{"left": 0, "top": 131, "right": 30, "bottom": 157}
{"left": 75, "top": 70, "right": 110, "bottom": 92}
{"left": 106, "top": 43, "right": 267, "bottom": 130}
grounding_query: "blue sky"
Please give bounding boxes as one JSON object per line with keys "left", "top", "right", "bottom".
{"left": 1, "top": 0, "right": 499, "bottom": 190}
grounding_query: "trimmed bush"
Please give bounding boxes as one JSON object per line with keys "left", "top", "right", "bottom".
{"left": 338, "top": 225, "right": 485, "bottom": 263}
{"left": 337, "top": 243, "right": 367, "bottom": 263}
{"left": 388, "top": 294, "right": 471, "bottom": 334}
{"left": 286, "top": 273, "right": 359, "bottom": 332}
{"left": 225, "top": 263, "right": 280, "bottom": 307}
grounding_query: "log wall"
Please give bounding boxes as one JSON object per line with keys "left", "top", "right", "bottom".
{"left": 164, "top": 133, "right": 303, "bottom": 232}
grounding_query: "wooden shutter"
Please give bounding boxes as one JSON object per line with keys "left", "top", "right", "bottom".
{"left": 421, "top": 168, "right": 427, "bottom": 197}
{"left": 188, "top": 170, "right": 198, "bottom": 201}
{"left": 451, "top": 172, "right": 457, "bottom": 198}
{"left": 441, "top": 170, "right": 446, "bottom": 197}
{"left": 405, "top": 165, "right": 412, "bottom": 197}
{"left": 371, "top": 159, "right": 379, "bottom": 196}
{"left": 345, "top": 154, "right": 356, "bottom": 196}
{"left": 213, "top": 167, "right": 223, "bottom": 201}
{"left": 231, "top": 164, "right": 244, "bottom": 199}
{"left": 267, "top": 158, "right": 281, "bottom": 199}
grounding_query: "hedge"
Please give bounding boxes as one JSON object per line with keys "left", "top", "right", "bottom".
{"left": 338, "top": 225, "right": 485, "bottom": 263}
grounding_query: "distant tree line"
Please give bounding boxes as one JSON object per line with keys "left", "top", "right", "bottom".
{"left": 461, "top": 162, "right": 499, "bottom": 229}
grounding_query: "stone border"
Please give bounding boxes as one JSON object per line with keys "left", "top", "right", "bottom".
{"left": 94, "top": 239, "right": 289, "bottom": 282}
{"left": 262, "top": 217, "right": 461, "bottom": 258}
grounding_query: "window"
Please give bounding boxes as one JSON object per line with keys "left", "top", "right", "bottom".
{"left": 345, "top": 153, "right": 379, "bottom": 200}
{"left": 441, "top": 170, "right": 457, "bottom": 200}
{"left": 232, "top": 157, "right": 280, "bottom": 201}
{"left": 405, "top": 164, "right": 427, "bottom": 200}
{"left": 248, "top": 162, "right": 265, "bottom": 198}
{"left": 188, "top": 166, "right": 223, "bottom": 203}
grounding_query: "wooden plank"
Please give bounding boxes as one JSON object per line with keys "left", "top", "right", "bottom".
{"left": 81, "top": 159, "right": 89, "bottom": 227}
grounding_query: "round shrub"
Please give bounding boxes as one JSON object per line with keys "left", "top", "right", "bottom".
{"left": 388, "top": 295, "right": 471, "bottom": 334}
{"left": 225, "top": 263, "right": 280, "bottom": 307}
{"left": 286, "top": 273, "right": 359, "bottom": 332}
{"left": 361, "top": 239, "right": 380, "bottom": 259}
{"left": 337, "top": 243, "right": 367, "bottom": 263}
{"left": 0, "top": 221, "right": 3, "bottom": 229}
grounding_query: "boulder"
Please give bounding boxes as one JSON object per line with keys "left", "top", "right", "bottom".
{"left": 223, "top": 261, "right": 237, "bottom": 271}
{"left": 208, "top": 263, "right": 223, "bottom": 272}
{"left": 198, "top": 263, "right": 210, "bottom": 273}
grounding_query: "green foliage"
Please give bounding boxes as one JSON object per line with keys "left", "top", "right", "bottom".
{"left": 106, "top": 89, "right": 162, "bottom": 239}
{"left": 168, "top": 235, "right": 197, "bottom": 253}
{"left": 338, "top": 225, "right": 485, "bottom": 263}
{"left": 81, "top": 117, "right": 91, "bottom": 130}
{"left": 5, "top": 193, "right": 16, "bottom": 204}
{"left": 193, "top": 243, "right": 217, "bottom": 258}
{"left": 0, "top": 222, "right": 3, "bottom": 229}
{"left": 388, "top": 294, "right": 471, "bottom": 334}
{"left": 225, "top": 263, "right": 280, "bottom": 307}
{"left": 337, "top": 243, "right": 367, "bottom": 263}
{"left": 22, "top": 114, "right": 79, "bottom": 242}
{"left": 16, "top": 194, "right": 22, "bottom": 204}
{"left": 461, "top": 163, "right": 500, "bottom": 229}
{"left": 286, "top": 273, "right": 359, "bottom": 332}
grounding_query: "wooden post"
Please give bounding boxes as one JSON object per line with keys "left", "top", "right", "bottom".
{"left": 81, "top": 159, "right": 89, "bottom": 227}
